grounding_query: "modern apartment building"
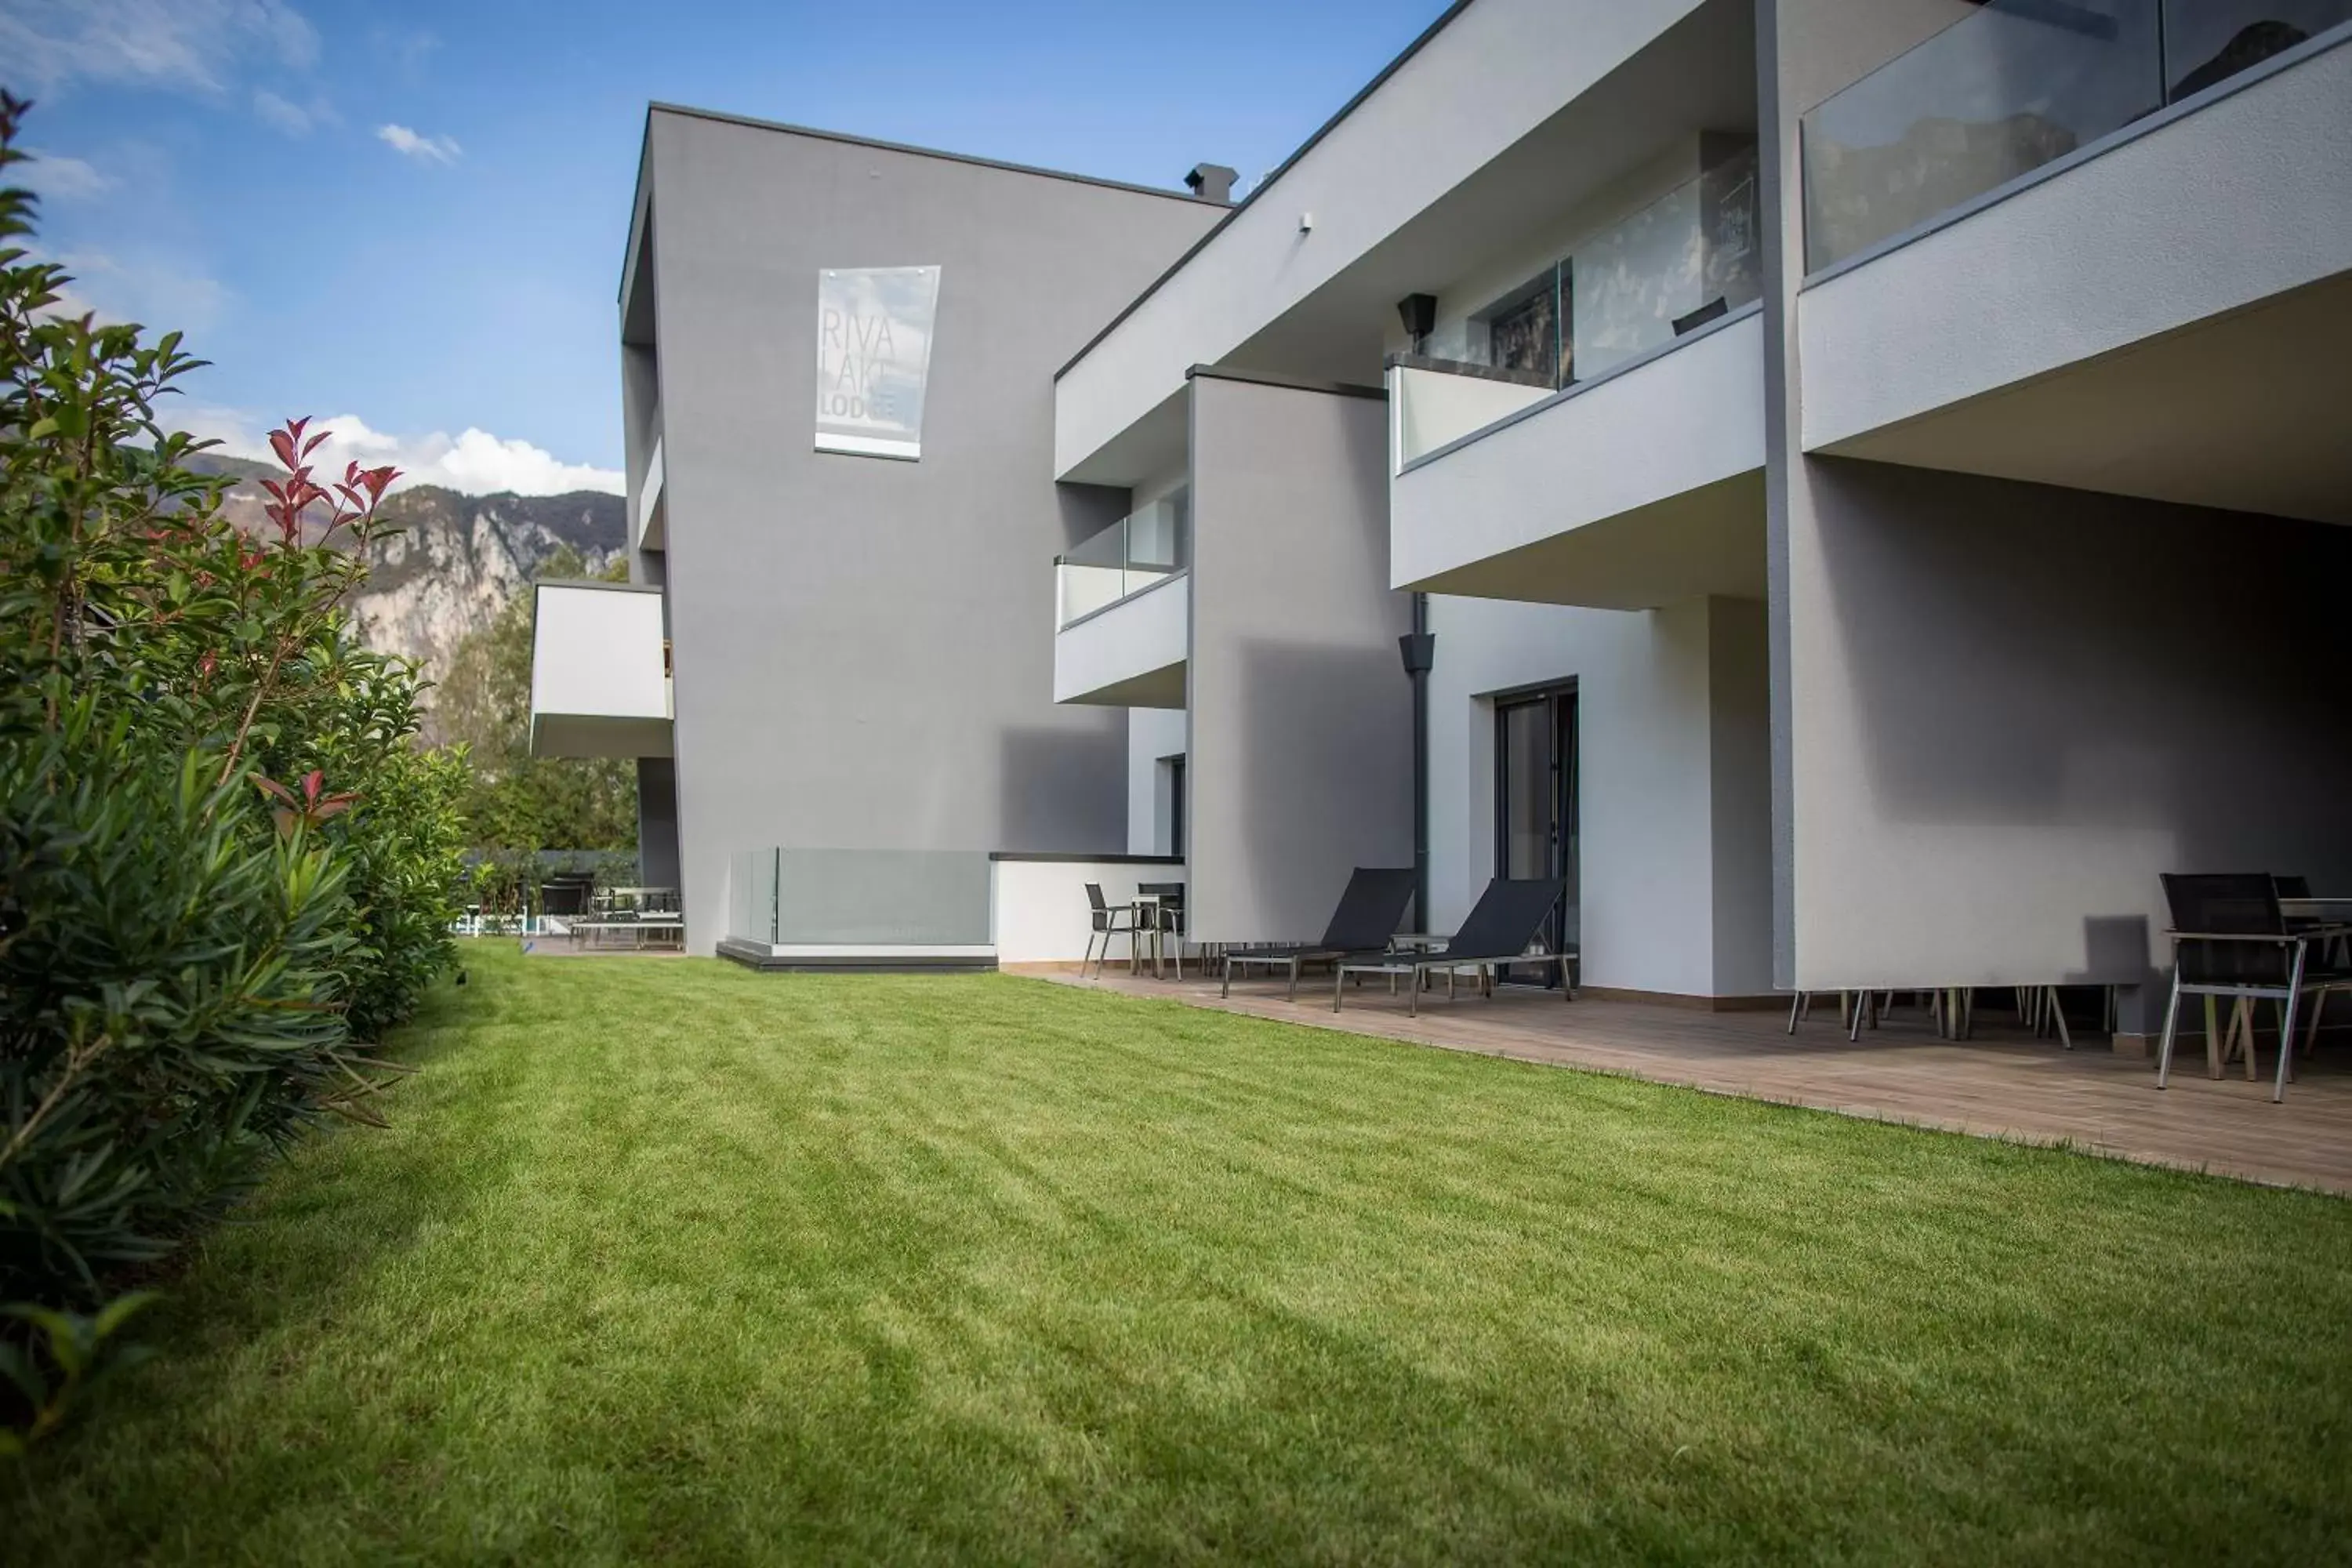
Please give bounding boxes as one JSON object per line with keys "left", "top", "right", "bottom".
{"left": 531, "top": 106, "right": 1228, "bottom": 963}
{"left": 537, "top": 0, "right": 2352, "bottom": 1038}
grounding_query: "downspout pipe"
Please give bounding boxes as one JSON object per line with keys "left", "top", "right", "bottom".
{"left": 1399, "top": 593, "right": 1435, "bottom": 931}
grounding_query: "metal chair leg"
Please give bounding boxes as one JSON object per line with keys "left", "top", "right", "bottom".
{"left": 1220, "top": 953, "right": 1232, "bottom": 999}
{"left": 2276, "top": 946, "right": 2307, "bottom": 1103}
{"left": 1286, "top": 957, "right": 1301, "bottom": 1002}
{"left": 2157, "top": 971, "right": 2183, "bottom": 1089}
{"left": 1786, "top": 991, "right": 1802, "bottom": 1035}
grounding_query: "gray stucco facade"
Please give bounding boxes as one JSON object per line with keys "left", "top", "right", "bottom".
{"left": 620, "top": 107, "right": 1222, "bottom": 953}
{"left": 1184, "top": 370, "right": 1413, "bottom": 944}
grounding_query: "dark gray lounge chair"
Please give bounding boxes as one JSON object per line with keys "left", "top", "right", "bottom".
{"left": 1221, "top": 867, "right": 1416, "bottom": 1000}
{"left": 1334, "top": 877, "right": 1573, "bottom": 1015}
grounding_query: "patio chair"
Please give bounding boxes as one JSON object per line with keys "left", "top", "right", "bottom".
{"left": 540, "top": 880, "right": 592, "bottom": 942}
{"left": 1082, "top": 883, "right": 1141, "bottom": 980}
{"left": 1221, "top": 867, "right": 1416, "bottom": 1001}
{"left": 540, "top": 880, "right": 592, "bottom": 918}
{"left": 2157, "top": 873, "right": 2348, "bottom": 1102}
{"left": 2268, "top": 874, "right": 2351, "bottom": 1058}
{"left": 1333, "top": 877, "right": 1573, "bottom": 1016}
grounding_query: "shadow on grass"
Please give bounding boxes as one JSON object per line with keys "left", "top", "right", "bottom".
{"left": 26, "top": 957, "right": 515, "bottom": 1466}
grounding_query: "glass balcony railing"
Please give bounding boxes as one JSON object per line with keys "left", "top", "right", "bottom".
{"left": 1801, "top": 0, "right": 2349, "bottom": 274}
{"left": 728, "top": 848, "right": 993, "bottom": 947}
{"left": 1417, "top": 143, "right": 1763, "bottom": 393}
{"left": 1054, "top": 495, "right": 1189, "bottom": 630}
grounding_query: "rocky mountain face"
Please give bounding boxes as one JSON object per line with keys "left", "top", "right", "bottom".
{"left": 189, "top": 454, "right": 627, "bottom": 710}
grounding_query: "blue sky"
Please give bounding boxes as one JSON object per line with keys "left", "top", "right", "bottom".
{"left": 7, "top": 0, "right": 1443, "bottom": 494}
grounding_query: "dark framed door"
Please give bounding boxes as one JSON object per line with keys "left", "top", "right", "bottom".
{"left": 1494, "top": 686, "right": 1577, "bottom": 985}
{"left": 1166, "top": 756, "right": 1186, "bottom": 859}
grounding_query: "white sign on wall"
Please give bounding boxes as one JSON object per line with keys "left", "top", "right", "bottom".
{"left": 814, "top": 265, "right": 941, "bottom": 460}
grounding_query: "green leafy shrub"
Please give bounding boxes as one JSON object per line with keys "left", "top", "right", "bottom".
{"left": 0, "top": 91, "right": 466, "bottom": 1446}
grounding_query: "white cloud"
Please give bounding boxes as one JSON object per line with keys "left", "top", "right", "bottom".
{"left": 252, "top": 88, "right": 335, "bottom": 136}
{"left": 376, "top": 124, "right": 462, "bottom": 165}
{"left": 31, "top": 248, "right": 227, "bottom": 332}
{"left": 26, "top": 151, "right": 117, "bottom": 201}
{"left": 0, "top": 0, "right": 319, "bottom": 94}
{"left": 187, "top": 408, "right": 622, "bottom": 498}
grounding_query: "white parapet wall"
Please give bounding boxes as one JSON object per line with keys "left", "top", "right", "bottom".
{"left": 1051, "top": 572, "right": 1189, "bottom": 708}
{"left": 529, "top": 581, "right": 673, "bottom": 758}
{"left": 1390, "top": 365, "right": 1553, "bottom": 470}
{"left": 992, "top": 855, "right": 1186, "bottom": 965}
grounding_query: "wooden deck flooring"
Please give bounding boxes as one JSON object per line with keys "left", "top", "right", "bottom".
{"left": 1020, "top": 964, "right": 2352, "bottom": 1196}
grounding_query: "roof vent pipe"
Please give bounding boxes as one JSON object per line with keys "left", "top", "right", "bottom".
{"left": 1185, "top": 163, "right": 1238, "bottom": 204}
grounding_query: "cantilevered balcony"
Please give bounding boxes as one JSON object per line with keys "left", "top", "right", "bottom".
{"left": 1389, "top": 154, "right": 1766, "bottom": 608}
{"left": 1797, "top": 3, "right": 2352, "bottom": 524}
{"left": 1052, "top": 501, "right": 1188, "bottom": 707}
{"left": 528, "top": 581, "right": 673, "bottom": 758}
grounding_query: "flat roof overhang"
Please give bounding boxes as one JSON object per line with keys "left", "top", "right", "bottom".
{"left": 1055, "top": 0, "right": 1755, "bottom": 485}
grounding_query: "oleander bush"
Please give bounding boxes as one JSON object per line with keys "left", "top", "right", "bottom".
{"left": 0, "top": 93, "right": 465, "bottom": 1450}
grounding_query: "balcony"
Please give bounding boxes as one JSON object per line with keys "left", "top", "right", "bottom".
{"left": 1052, "top": 502, "right": 1189, "bottom": 707}
{"left": 1388, "top": 155, "right": 1767, "bottom": 608}
{"left": 1051, "top": 0, "right": 1751, "bottom": 482}
{"left": 1796, "top": 5, "right": 2352, "bottom": 523}
{"left": 1802, "top": 1, "right": 2350, "bottom": 276}
{"left": 1416, "top": 142, "right": 1759, "bottom": 410}
{"left": 528, "top": 581, "right": 674, "bottom": 758}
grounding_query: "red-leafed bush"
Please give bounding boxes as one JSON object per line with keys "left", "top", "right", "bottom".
{"left": 0, "top": 92, "right": 466, "bottom": 1450}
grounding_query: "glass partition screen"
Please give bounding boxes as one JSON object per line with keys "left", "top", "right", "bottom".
{"left": 1420, "top": 142, "right": 1762, "bottom": 392}
{"left": 1054, "top": 494, "right": 1190, "bottom": 629}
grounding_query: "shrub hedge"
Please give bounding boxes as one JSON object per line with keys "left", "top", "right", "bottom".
{"left": 0, "top": 93, "right": 467, "bottom": 1449}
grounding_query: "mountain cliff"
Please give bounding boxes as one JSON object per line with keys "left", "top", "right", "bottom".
{"left": 187, "top": 453, "right": 627, "bottom": 706}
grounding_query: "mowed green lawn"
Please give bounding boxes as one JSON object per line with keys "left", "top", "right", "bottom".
{"left": 15, "top": 943, "right": 2352, "bottom": 1565}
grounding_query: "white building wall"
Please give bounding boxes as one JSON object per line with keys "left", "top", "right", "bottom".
{"left": 993, "top": 858, "right": 1185, "bottom": 964}
{"left": 1127, "top": 706, "right": 1189, "bottom": 856}
{"left": 1396, "top": 140, "right": 1706, "bottom": 361}
{"left": 1428, "top": 593, "right": 1769, "bottom": 999}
